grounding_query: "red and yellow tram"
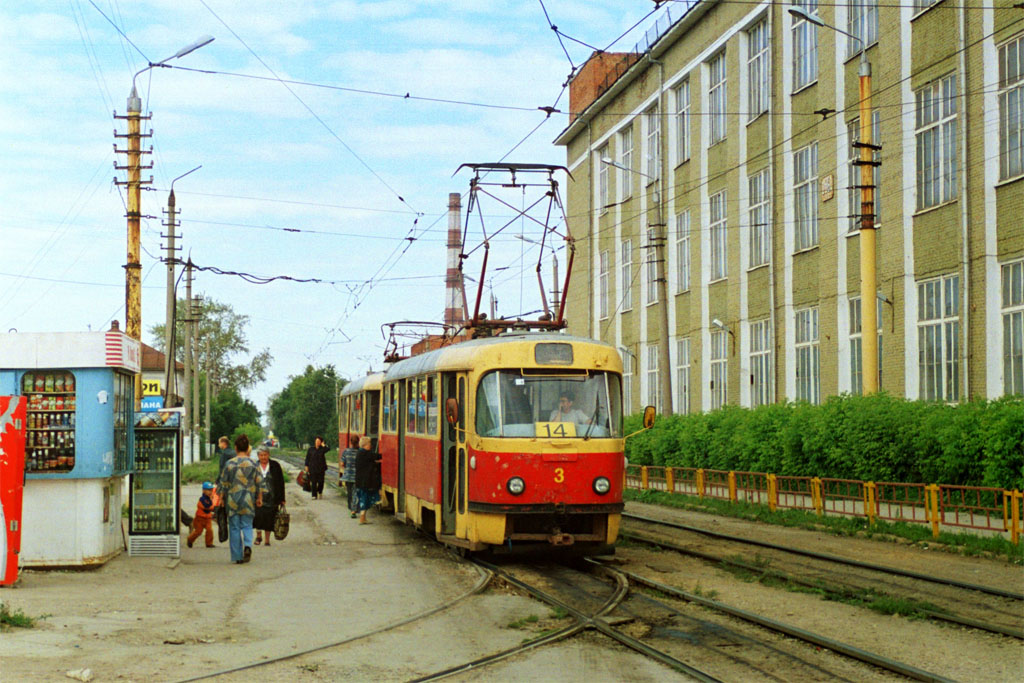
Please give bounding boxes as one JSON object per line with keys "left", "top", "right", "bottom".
{"left": 342, "top": 332, "right": 636, "bottom": 554}
{"left": 337, "top": 372, "right": 383, "bottom": 455}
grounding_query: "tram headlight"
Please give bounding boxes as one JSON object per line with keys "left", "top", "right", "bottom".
{"left": 593, "top": 476, "right": 611, "bottom": 495}
{"left": 507, "top": 476, "right": 526, "bottom": 496}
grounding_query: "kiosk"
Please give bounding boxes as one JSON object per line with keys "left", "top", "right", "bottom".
{"left": 0, "top": 329, "right": 139, "bottom": 567}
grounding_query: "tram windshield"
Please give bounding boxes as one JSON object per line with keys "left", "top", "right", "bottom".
{"left": 475, "top": 370, "right": 622, "bottom": 438}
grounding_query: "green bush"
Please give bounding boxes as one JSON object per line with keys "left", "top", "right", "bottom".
{"left": 625, "top": 394, "right": 1024, "bottom": 489}
{"left": 233, "top": 422, "right": 265, "bottom": 449}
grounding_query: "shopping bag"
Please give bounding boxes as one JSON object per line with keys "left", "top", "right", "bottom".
{"left": 296, "top": 470, "right": 310, "bottom": 492}
{"left": 273, "top": 503, "right": 290, "bottom": 540}
{"left": 216, "top": 505, "right": 228, "bottom": 543}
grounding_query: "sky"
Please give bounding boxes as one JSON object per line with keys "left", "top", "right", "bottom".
{"left": 0, "top": 1, "right": 665, "bottom": 415}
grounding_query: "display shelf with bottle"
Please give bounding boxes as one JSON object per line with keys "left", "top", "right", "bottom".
{"left": 21, "top": 370, "right": 77, "bottom": 473}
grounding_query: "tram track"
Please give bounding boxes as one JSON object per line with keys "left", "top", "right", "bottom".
{"left": 621, "top": 511, "right": 1024, "bottom": 640}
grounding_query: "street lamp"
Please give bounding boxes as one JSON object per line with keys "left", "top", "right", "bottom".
{"left": 788, "top": 7, "right": 879, "bottom": 394}
{"left": 119, "top": 36, "right": 214, "bottom": 411}
{"left": 600, "top": 156, "right": 673, "bottom": 416}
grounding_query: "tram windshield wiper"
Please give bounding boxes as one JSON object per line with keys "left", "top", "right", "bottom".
{"left": 582, "top": 391, "right": 601, "bottom": 440}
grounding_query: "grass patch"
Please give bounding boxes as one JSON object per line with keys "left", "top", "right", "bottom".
{"left": 548, "top": 607, "right": 569, "bottom": 620}
{"left": 690, "top": 583, "right": 719, "bottom": 600}
{"left": 181, "top": 458, "right": 218, "bottom": 484}
{"left": 507, "top": 614, "right": 540, "bottom": 629}
{"left": 625, "top": 488, "right": 1024, "bottom": 564}
{"left": 1, "top": 604, "right": 40, "bottom": 629}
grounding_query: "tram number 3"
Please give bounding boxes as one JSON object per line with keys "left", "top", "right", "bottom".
{"left": 554, "top": 468, "right": 564, "bottom": 483}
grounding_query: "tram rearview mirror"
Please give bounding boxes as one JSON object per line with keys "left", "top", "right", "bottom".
{"left": 642, "top": 405, "right": 656, "bottom": 429}
{"left": 445, "top": 397, "right": 459, "bottom": 425}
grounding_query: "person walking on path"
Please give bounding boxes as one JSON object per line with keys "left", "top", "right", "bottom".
{"left": 216, "top": 436, "right": 234, "bottom": 475}
{"left": 304, "top": 436, "right": 330, "bottom": 500}
{"left": 216, "top": 434, "right": 265, "bottom": 564}
{"left": 253, "top": 445, "right": 285, "bottom": 547}
{"left": 339, "top": 435, "right": 359, "bottom": 517}
{"left": 354, "top": 436, "right": 381, "bottom": 524}
{"left": 186, "top": 481, "right": 217, "bottom": 548}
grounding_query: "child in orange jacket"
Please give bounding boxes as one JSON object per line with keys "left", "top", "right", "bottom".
{"left": 187, "top": 482, "right": 217, "bottom": 548}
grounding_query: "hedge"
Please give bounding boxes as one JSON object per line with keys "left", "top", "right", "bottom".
{"left": 623, "top": 394, "right": 1024, "bottom": 490}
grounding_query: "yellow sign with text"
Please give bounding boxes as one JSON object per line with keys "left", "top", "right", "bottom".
{"left": 142, "top": 379, "right": 162, "bottom": 396}
{"left": 535, "top": 421, "right": 576, "bottom": 438}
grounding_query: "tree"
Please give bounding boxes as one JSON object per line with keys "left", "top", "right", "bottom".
{"left": 150, "top": 296, "right": 271, "bottom": 395}
{"left": 269, "top": 365, "right": 345, "bottom": 447}
{"left": 208, "top": 386, "right": 260, "bottom": 443}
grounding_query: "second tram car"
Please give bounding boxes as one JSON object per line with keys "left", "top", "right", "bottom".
{"left": 338, "top": 372, "right": 383, "bottom": 454}
{"left": 341, "top": 332, "right": 631, "bottom": 554}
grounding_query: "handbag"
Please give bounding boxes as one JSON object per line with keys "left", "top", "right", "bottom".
{"left": 273, "top": 503, "right": 290, "bottom": 540}
{"left": 296, "top": 470, "right": 310, "bottom": 492}
{"left": 215, "top": 505, "right": 228, "bottom": 543}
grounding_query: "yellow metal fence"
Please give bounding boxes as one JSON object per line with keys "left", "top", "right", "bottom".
{"left": 626, "top": 465, "right": 1023, "bottom": 545}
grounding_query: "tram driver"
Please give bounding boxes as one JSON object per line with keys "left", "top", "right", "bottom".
{"left": 549, "top": 392, "right": 589, "bottom": 424}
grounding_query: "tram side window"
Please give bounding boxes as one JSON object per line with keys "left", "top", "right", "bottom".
{"left": 407, "top": 379, "right": 417, "bottom": 434}
{"left": 386, "top": 384, "right": 397, "bottom": 432}
{"left": 413, "top": 377, "right": 423, "bottom": 434}
{"left": 339, "top": 396, "right": 349, "bottom": 433}
{"left": 352, "top": 395, "right": 364, "bottom": 434}
{"left": 427, "top": 375, "right": 438, "bottom": 435}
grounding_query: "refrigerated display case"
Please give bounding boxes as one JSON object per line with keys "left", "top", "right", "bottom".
{"left": 129, "top": 411, "right": 181, "bottom": 557}
{"left": 21, "top": 370, "right": 77, "bottom": 473}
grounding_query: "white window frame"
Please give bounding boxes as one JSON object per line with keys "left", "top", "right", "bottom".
{"left": 618, "top": 126, "right": 633, "bottom": 201}
{"left": 620, "top": 239, "right": 633, "bottom": 312}
{"left": 708, "top": 52, "right": 727, "bottom": 146}
{"left": 674, "top": 79, "right": 690, "bottom": 164}
{"left": 646, "top": 343, "right": 660, "bottom": 411}
{"left": 917, "top": 274, "right": 961, "bottom": 402}
{"left": 748, "top": 168, "right": 771, "bottom": 268}
{"left": 645, "top": 106, "right": 660, "bottom": 182}
{"left": 792, "top": 0, "right": 818, "bottom": 91}
{"left": 675, "top": 210, "right": 690, "bottom": 293}
{"left": 849, "top": 296, "right": 883, "bottom": 395}
{"left": 915, "top": 75, "right": 958, "bottom": 211}
{"left": 710, "top": 190, "right": 728, "bottom": 281}
{"left": 794, "top": 142, "right": 819, "bottom": 250}
{"left": 795, "top": 307, "right": 820, "bottom": 404}
{"left": 645, "top": 227, "right": 659, "bottom": 306}
{"left": 999, "top": 34, "right": 1024, "bottom": 181}
{"left": 597, "top": 145, "right": 609, "bottom": 210}
{"left": 599, "top": 249, "right": 609, "bottom": 320}
{"left": 676, "top": 338, "right": 691, "bottom": 414}
{"left": 750, "top": 319, "right": 772, "bottom": 408}
{"left": 847, "top": 0, "right": 878, "bottom": 58}
{"left": 848, "top": 113, "right": 881, "bottom": 233}
{"left": 912, "top": 0, "right": 941, "bottom": 15}
{"left": 1003, "top": 260, "right": 1024, "bottom": 396}
{"left": 747, "top": 19, "right": 769, "bottom": 120}
{"left": 622, "top": 349, "right": 634, "bottom": 415}
{"left": 710, "top": 330, "right": 728, "bottom": 410}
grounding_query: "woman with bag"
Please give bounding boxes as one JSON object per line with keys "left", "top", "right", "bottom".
{"left": 253, "top": 445, "right": 285, "bottom": 546}
{"left": 354, "top": 436, "right": 382, "bottom": 525}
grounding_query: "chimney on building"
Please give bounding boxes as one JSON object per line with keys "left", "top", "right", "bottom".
{"left": 444, "top": 192, "right": 468, "bottom": 328}
{"left": 568, "top": 52, "right": 641, "bottom": 123}
{"left": 110, "top": 320, "right": 120, "bottom": 331}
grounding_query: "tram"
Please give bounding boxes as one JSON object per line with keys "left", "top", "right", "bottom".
{"left": 341, "top": 332, "right": 645, "bottom": 554}
{"left": 337, "top": 372, "right": 383, "bottom": 453}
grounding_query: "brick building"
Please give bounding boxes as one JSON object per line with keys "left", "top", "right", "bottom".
{"left": 555, "top": 0, "right": 1024, "bottom": 415}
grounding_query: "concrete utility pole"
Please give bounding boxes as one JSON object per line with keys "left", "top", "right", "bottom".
{"left": 163, "top": 166, "right": 200, "bottom": 408}
{"left": 184, "top": 259, "right": 193, "bottom": 459}
{"left": 192, "top": 294, "right": 200, "bottom": 458}
{"left": 204, "top": 339, "right": 211, "bottom": 459}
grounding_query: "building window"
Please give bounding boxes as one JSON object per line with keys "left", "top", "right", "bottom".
{"left": 618, "top": 125, "right": 633, "bottom": 200}
{"left": 621, "top": 239, "right": 633, "bottom": 312}
{"left": 708, "top": 52, "right": 727, "bottom": 145}
{"left": 999, "top": 35, "right": 1024, "bottom": 181}
{"left": 676, "top": 338, "right": 690, "bottom": 414}
{"left": 748, "top": 20, "right": 769, "bottom": 119}
{"left": 710, "top": 190, "right": 728, "bottom": 281}
{"left": 1003, "top": 260, "right": 1024, "bottom": 395}
{"left": 750, "top": 319, "right": 772, "bottom": 407}
{"left": 711, "top": 330, "right": 728, "bottom": 410}
{"left": 915, "top": 75, "right": 958, "bottom": 210}
{"left": 918, "top": 274, "right": 961, "bottom": 402}
{"left": 849, "top": 296, "right": 882, "bottom": 395}
{"left": 674, "top": 79, "right": 690, "bottom": 163}
{"left": 597, "top": 145, "right": 609, "bottom": 209}
{"left": 599, "top": 250, "right": 609, "bottom": 320}
{"left": 794, "top": 142, "right": 819, "bottom": 250}
{"left": 622, "top": 349, "right": 633, "bottom": 415}
{"left": 913, "top": 0, "right": 941, "bottom": 14}
{"left": 645, "top": 106, "right": 660, "bottom": 181}
{"left": 675, "top": 210, "right": 690, "bottom": 293}
{"left": 792, "top": 0, "right": 818, "bottom": 91}
{"left": 647, "top": 343, "right": 660, "bottom": 411}
{"left": 748, "top": 168, "right": 771, "bottom": 267}
{"left": 645, "top": 228, "right": 659, "bottom": 305}
{"left": 795, "top": 307, "right": 820, "bottom": 404}
{"left": 847, "top": 0, "right": 878, "bottom": 57}
{"left": 847, "top": 113, "right": 881, "bottom": 233}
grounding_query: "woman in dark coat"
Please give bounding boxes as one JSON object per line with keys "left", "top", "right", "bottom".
{"left": 354, "top": 436, "right": 381, "bottom": 524}
{"left": 304, "top": 436, "right": 329, "bottom": 500}
{"left": 253, "top": 445, "right": 285, "bottom": 546}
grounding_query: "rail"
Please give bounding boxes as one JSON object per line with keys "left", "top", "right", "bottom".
{"left": 625, "top": 465, "right": 1023, "bottom": 545}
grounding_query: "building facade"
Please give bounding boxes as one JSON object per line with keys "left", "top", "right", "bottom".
{"left": 555, "top": 0, "right": 1024, "bottom": 415}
